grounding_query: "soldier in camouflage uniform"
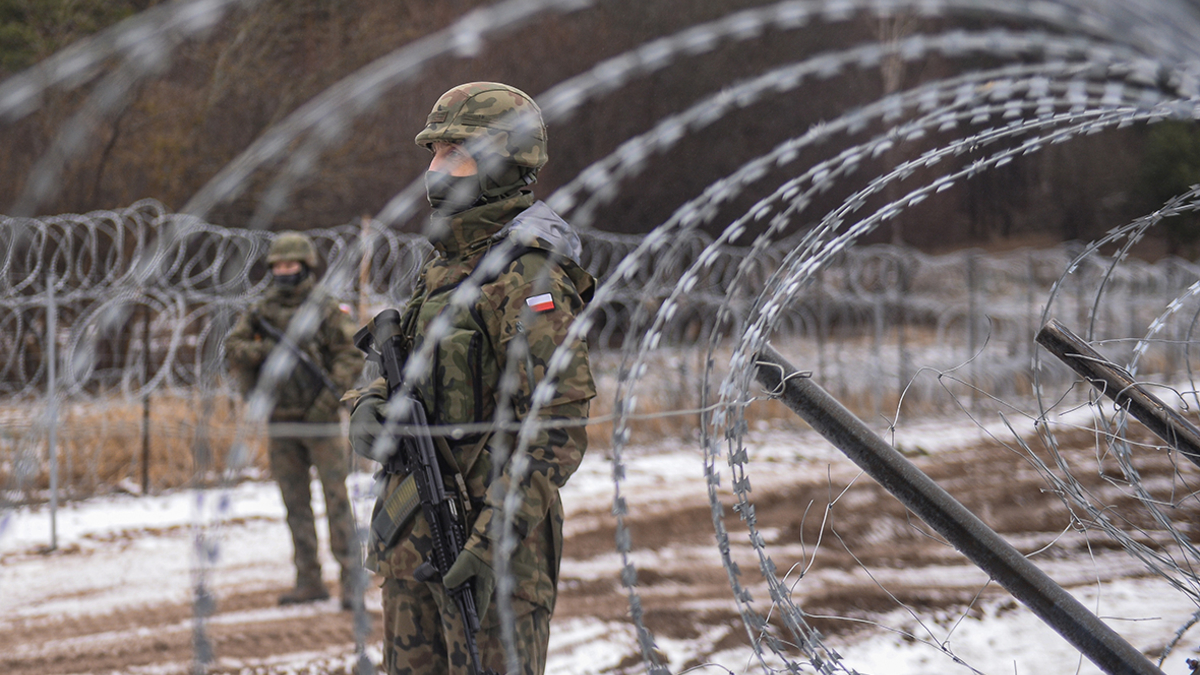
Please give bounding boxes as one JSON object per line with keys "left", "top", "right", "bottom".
{"left": 348, "top": 82, "right": 595, "bottom": 675}
{"left": 225, "top": 232, "right": 364, "bottom": 608}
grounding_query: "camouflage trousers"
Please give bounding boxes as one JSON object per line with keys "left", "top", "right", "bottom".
{"left": 382, "top": 577, "right": 550, "bottom": 675}
{"left": 267, "top": 427, "right": 358, "bottom": 587}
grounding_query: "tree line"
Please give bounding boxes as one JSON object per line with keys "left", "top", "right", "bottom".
{"left": 2, "top": 0, "right": 1199, "bottom": 257}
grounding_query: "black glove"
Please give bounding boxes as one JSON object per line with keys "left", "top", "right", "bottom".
{"left": 441, "top": 547, "right": 495, "bottom": 619}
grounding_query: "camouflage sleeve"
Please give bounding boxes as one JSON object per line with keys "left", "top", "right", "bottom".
{"left": 224, "top": 309, "right": 273, "bottom": 395}
{"left": 464, "top": 254, "right": 596, "bottom": 561}
{"left": 322, "top": 302, "right": 366, "bottom": 393}
{"left": 224, "top": 309, "right": 271, "bottom": 371}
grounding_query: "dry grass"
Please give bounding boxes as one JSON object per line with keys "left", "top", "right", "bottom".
{"left": 582, "top": 340, "right": 908, "bottom": 451}
{"left": 580, "top": 329, "right": 1191, "bottom": 450}
{"left": 1, "top": 393, "right": 267, "bottom": 502}
{"left": 6, "top": 331, "right": 1184, "bottom": 502}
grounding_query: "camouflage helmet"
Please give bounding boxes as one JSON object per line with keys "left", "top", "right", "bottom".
{"left": 414, "top": 82, "right": 548, "bottom": 169}
{"left": 266, "top": 231, "right": 319, "bottom": 267}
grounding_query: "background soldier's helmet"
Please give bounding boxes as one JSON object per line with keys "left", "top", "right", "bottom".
{"left": 414, "top": 82, "right": 548, "bottom": 170}
{"left": 266, "top": 231, "right": 319, "bottom": 267}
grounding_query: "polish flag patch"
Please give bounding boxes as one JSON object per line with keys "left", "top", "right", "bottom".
{"left": 526, "top": 292, "right": 555, "bottom": 313}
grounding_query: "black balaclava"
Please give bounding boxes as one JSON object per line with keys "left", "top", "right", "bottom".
{"left": 425, "top": 152, "right": 537, "bottom": 215}
{"left": 272, "top": 264, "right": 309, "bottom": 288}
{"left": 424, "top": 170, "right": 481, "bottom": 214}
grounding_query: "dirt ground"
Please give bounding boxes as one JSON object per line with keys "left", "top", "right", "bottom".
{"left": 3, "top": 422, "right": 1196, "bottom": 675}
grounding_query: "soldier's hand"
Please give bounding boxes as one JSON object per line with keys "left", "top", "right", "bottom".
{"left": 442, "top": 548, "right": 495, "bottom": 619}
{"left": 349, "top": 394, "right": 386, "bottom": 461}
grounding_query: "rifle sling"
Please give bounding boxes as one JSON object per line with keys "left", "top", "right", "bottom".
{"left": 370, "top": 427, "right": 488, "bottom": 551}
{"left": 371, "top": 239, "right": 534, "bottom": 553}
{"left": 434, "top": 433, "right": 491, "bottom": 520}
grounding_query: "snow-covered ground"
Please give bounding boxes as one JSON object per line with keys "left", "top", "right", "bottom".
{"left": 4, "top": 418, "right": 1200, "bottom": 674}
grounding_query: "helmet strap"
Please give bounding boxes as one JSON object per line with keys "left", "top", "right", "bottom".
{"left": 477, "top": 159, "right": 537, "bottom": 203}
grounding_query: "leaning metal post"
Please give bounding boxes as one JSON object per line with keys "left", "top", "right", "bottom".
{"left": 1035, "top": 318, "right": 1200, "bottom": 469}
{"left": 754, "top": 343, "right": 1163, "bottom": 675}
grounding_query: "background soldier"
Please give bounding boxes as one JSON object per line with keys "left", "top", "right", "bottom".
{"left": 349, "top": 82, "right": 595, "bottom": 675}
{"left": 225, "top": 232, "right": 364, "bottom": 608}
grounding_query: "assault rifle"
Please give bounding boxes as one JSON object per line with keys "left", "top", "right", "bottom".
{"left": 354, "top": 309, "right": 496, "bottom": 675}
{"left": 251, "top": 313, "right": 341, "bottom": 396}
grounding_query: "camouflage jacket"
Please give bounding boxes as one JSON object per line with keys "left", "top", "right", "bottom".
{"left": 225, "top": 276, "right": 363, "bottom": 423}
{"left": 356, "top": 192, "right": 595, "bottom": 613}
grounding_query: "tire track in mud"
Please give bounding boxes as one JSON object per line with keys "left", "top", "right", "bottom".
{"left": 4, "top": 425, "right": 1196, "bottom": 674}
{"left": 554, "top": 423, "right": 1200, "bottom": 659}
{"left": 0, "top": 586, "right": 382, "bottom": 675}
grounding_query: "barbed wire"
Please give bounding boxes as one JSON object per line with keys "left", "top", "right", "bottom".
{"left": 5, "top": 203, "right": 1200, "bottom": 672}
{"left": 4, "top": 199, "right": 1195, "bottom": 400}
{"left": 8, "top": 0, "right": 1200, "bottom": 673}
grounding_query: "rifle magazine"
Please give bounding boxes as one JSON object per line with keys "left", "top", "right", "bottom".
{"left": 371, "top": 474, "right": 420, "bottom": 550}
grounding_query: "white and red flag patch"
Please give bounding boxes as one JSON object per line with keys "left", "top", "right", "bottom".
{"left": 526, "top": 292, "right": 555, "bottom": 313}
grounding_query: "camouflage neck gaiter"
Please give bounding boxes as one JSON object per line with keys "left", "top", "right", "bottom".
{"left": 425, "top": 170, "right": 481, "bottom": 214}
{"left": 268, "top": 274, "right": 315, "bottom": 307}
{"left": 431, "top": 192, "right": 536, "bottom": 258}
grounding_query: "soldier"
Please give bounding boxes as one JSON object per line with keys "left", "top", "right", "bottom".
{"left": 348, "top": 82, "right": 595, "bottom": 675}
{"left": 225, "top": 232, "right": 364, "bottom": 609}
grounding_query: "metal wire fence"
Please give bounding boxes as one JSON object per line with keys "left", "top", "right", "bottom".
{"left": 7, "top": 1, "right": 1200, "bottom": 671}
{"left": 3, "top": 200, "right": 1199, "bottom": 502}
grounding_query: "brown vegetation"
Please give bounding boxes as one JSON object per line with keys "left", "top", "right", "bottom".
{"left": 5, "top": 407, "right": 1197, "bottom": 674}
{"left": 0, "top": 0, "right": 1174, "bottom": 255}
{"left": 3, "top": 343, "right": 872, "bottom": 501}
{"left": 1, "top": 392, "right": 266, "bottom": 500}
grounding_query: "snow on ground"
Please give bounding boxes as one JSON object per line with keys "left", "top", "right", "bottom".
{"left": 5, "top": 414, "right": 1200, "bottom": 674}
{"left": 831, "top": 576, "right": 1200, "bottom": 674}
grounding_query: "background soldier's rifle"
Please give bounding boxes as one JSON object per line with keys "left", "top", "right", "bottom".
{"left": 251, "top": 313, "right": 341, "bottom": 395}
{"left": 354, "top": 308, "right": 497, "bottom": 675}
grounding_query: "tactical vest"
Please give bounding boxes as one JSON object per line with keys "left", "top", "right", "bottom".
{"left": 248, "top": 283, "right": 344, "bottom": 422}
{"left": 403, "top": 273, "right": 499, "bottom": 436}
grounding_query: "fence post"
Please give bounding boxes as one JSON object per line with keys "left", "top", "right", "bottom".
{"left": 1026, "top": 251, "right": 1037, "bottom": 365}
{"left": 967, "top": 251, "right": 980, "bottom": 412}
{"left": 754, "top": 343, "right": 1164, "bottom": 675}
{"left": 872, "top": 284, "right": 885, "bottom": 418}
{"left": 815, "top": 268, "right": 827, "bottom": 388}
{"left": 358, "top": 214, "right": 376, "bottom": 327}
{"left": 1126, "top": 274, "right": 1138, "bottom": 349}
{"left": 1073, "top": 253, "right": 1090, "bottom": 369}
{"left": 46, "top": 273, "right": 59, "bottom": 551}
{"left": 141, "top": 303, "right": 151, "bottom": 494}
{"left": 896, "top": 253, "right": 911, "bottom": 406}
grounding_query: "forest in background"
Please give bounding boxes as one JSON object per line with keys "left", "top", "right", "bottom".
{"left": 3, "top": 0, "right": 1200, "bottom": 257}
